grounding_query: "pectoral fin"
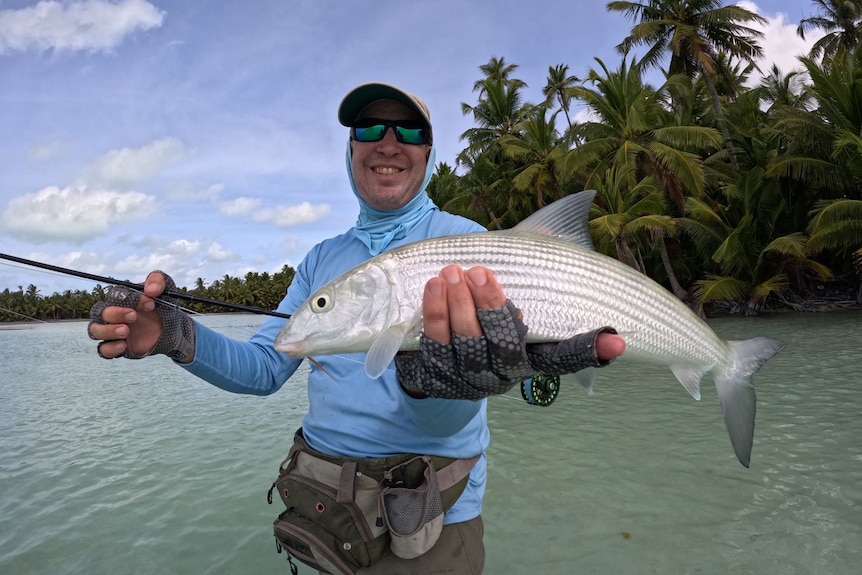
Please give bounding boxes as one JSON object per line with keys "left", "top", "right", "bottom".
{"left": 365, "top": 328, "right": 406, "bottom": 378}
{"left": 365, "top": 309, "right": 424, "bottom": 379}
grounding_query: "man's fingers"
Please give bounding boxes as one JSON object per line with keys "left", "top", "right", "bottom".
{"left": 442, "top": 266, "right": 483, "bottom": 338}
{"left": 99, "top": 306, "right": 137, "bottom": 325}
{"left": 144, "top": 271, "right": 167, "bottom": 298}
{"left": 464, "top": 267, "right": 506, "bottom": 310}
{"left": 596, "top": 333, "right": 626, "bottom": 361}
{"left": 97, "top": 340, "right": 128, "bottom": 359}
{"left": 421, "top": 276, "right": 451, "bottom": 344}
{"left": 88, "top": 320, "right": 130, "bottom": 341}
{"left": 422, "top": 265, "right": 509, "bottom": 343}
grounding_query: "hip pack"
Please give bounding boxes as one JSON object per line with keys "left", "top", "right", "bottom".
{"left": 267, "top": 429, "right": 479, "bottom": 575}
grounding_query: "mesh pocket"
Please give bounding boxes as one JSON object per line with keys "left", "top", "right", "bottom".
{"left": 380, "top": 457, "right": 445, "bottom": 559}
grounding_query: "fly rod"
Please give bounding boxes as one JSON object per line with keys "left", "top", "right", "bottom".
{"left": 0, "top": 252, "right": 292, "bottom": 320}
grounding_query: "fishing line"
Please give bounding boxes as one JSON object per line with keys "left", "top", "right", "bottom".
{"left": 0, "top": 305, "right": 47, "bottom": 323}
{"left": 0, "top": 252, "right": 291, "bottom": 320}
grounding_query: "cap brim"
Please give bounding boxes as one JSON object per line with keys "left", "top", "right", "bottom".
{"left": 338, "top": 82, "right": 431, "bottom": 127}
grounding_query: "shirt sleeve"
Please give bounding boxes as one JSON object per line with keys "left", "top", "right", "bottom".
{"left": 177, "top": 252, "right": 319, "bottom": 395}
{"left": 179, "top": 318, "right": 301, "bottom": 395}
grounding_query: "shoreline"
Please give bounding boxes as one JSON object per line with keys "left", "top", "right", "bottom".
{"left": 2, "top": 302, "right": 859, "bottom": 327}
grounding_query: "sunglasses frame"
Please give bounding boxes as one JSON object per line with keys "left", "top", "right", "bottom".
{"left": 350, "top": 119, "right": 432, "bottom": 145}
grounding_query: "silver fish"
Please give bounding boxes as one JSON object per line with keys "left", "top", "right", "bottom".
{"left": 275, "top": 190, "right": 785, "bottom": 467}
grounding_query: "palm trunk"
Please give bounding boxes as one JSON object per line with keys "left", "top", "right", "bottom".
{"left": 615, "top": 235, "right": 641, "bottom": 271}
{"left": 657, "top": 236, "right": 690, "bottom": 302}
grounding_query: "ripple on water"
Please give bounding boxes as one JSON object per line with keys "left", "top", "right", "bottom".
{"left": 2, "top": 312, "right": 861, "bottom": 575}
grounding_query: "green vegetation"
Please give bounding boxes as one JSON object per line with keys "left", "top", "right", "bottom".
{"left": 430, "top": 0, "right": 862, "bottom": 314}
{"left": 2, "top": 1, "right": 861, "bottom": 321}
{"left": 0, "top": 267, "right": 295, "bottom": 323}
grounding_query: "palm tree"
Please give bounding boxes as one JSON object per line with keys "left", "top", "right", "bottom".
{"left": 472, "top": 56, "right": 527, "bottom": 95}
{"left": 460, "top": 77, "right": 530, "bottom": 158}
{"left": 427, "top": 162, "right": 463, "bottom": 211}
{"left": 542, "top": 64, "right": 580, "bottom": 130}
{"left": 768, "top": 52, "right": 862, "bottom": 201}
{"left": 797, "top": 0, "right": 862, "bottom": 61}
{"left": 608, "top": 0, "right": 765, "bottom": 77}
{"left": 607, "top": 0, "right": 765, "bottom": 167}
{"left": 561, "top": 56, "right": 722, "bottom": 214}
{"left": 498, "top": 107, "right": 571, "bottom": 209}
{"left": 458, "top": 73, "right": 536, "bottom": 226}
{"left": 806, "top": 198, "right": 862, "bottom": 264}
{"left": 759, "top": 64, "right": 812, "bottom": 113}
{"left": 442, "top": 149, "right": 510, "bottom": 229}
{"left": 588, "top": 165, "right": 686, "bottom": 301}
{"left": 679, "top": 168, "right": 795, "bottom": 312}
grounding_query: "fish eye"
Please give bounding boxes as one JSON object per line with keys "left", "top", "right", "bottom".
{"left": 311, "top": 293, "right": 330, "bottom": 313}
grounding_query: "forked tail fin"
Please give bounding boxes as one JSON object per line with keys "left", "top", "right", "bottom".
{"left": 715, "top": 337, "right": 786, "bottom": 467}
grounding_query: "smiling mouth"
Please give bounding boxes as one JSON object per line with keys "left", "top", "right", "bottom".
{"left": 373, "top": 167, "right": 402, "bottom": 175}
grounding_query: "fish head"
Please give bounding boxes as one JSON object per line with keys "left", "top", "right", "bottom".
{"left": 274, "top": 261, "right": 395, "bottom": 358}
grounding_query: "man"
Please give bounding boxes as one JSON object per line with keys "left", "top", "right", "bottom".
{"left": 88, "top": 82, "right": 625, "bottom": 574}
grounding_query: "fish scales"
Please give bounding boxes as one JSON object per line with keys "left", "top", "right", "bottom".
{"left": 274, "top": 191, "right": 785, "bottom": 467}
{"left": 388, "top": 232, "right": 728, "bottom": 370}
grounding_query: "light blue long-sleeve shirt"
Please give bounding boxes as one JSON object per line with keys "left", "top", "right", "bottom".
{"left": 181, "top": 208, "right": 490, "bottom": 524}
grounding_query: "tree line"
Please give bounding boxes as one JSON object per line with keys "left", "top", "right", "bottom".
{"left": 3, "top": 1, "right": 861, "bottom": 322}
{"left": 0, "top": 266, "right": 295, "bottom": 323}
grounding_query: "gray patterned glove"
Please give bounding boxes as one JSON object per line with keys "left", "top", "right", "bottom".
{"left": 88, "top": 272, "right": 196, "bottom": 361}
{"left": 394, "top": 300, "right": 616, "bottom": 400}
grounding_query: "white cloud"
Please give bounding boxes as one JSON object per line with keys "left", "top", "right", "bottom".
{"left": 206, "top": 241, "right": 235, "bottom": 262}
{"left": 741, "top": 1, "right": 822, "bottom": 77}
{"left": 253, "top": 202, "right": 332, "bottom": 227}
{"left": 77, "top": 138, "right": 186, "bottom": 188}
{"left": 219, "top": 197, "right": 329, "bottom": 226}
{"left": 0, "top": 0, "right": 164, "bottom": 54}
{"left": 1, "top": 185, "right": 155, "bottom": 243}
{"left": 111, "top": 239, "right": 200, "bottom": 276}
{"left": 219, "top": 196, "right": 262, "bottom": 216}
{"left": 105, "top": 239, "right": 242, "bottom": 287}
{"left": 56, "top": 250, "right": 113, "bottom": 281}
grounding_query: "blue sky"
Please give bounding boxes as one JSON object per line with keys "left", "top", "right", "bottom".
{"left": 0, "top": 0, "right": 824, "bottom": 295}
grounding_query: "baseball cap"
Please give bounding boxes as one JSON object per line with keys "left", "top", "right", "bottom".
{"left": 338, "top": 82, "right": 431, "bottom": 128}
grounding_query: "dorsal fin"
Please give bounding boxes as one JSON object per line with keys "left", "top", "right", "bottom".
{"left": 512, "top": 190, "right": 596, "bottom": 250}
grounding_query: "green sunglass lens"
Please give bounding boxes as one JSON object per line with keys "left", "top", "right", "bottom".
{"left": 354, "top": 125, "right": 386, "bottom": 142}
{"left": 394, "top": 127, "right": 425, "bottom": 144}
{"left": 352, "top": 121, "right": 428, "bottom": 145}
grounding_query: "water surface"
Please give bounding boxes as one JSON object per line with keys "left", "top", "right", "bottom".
{"left": 1, "top": 311, "right": 859, "bottom": 574}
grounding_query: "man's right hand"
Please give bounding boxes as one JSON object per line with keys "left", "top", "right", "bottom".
{"left": 88, "top": 271, "right": 196, "bottom": 363}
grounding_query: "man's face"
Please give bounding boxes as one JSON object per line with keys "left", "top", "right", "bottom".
{"left": 349, "top": 100, "right": 430, "bottom": 211}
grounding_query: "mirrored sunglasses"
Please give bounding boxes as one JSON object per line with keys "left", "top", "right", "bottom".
{"left": 350, "top": 119, "right": 431, "bottom": 145}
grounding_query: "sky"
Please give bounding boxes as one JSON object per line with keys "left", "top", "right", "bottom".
{"left": 0, "top": 0, "right": 825, "bottom": 295}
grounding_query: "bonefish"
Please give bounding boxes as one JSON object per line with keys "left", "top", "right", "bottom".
{"left": 275, "top": 190, "right": 785, "bottom": 467}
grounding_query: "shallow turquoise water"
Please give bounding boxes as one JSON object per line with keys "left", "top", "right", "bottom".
{"left": 1, "top": 311, "right": 860, "bottom": 574}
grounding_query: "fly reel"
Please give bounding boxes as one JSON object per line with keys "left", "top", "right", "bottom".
{"left": 520, "top": 373, "right": 561, "bottom": 406}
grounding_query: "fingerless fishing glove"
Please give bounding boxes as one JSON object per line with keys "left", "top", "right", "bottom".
{"left": 394, "top": 300, "right": 616, "bottom": 400}
{"left": 89, "top": 272, "right": 196, "bottom": 361}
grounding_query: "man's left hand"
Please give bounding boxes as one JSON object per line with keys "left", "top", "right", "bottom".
{"left": 394, "top": 265, "right": 625, "bottom": 400}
